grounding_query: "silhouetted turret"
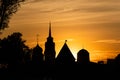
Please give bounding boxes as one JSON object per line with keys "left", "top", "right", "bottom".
{"left": 32, "top": 44, "right": 43, "bottom": 64}
{"left": 56, "top": 40, "right": 75, "bottom": 64}
{"left": 77, "top": 49, "right": 90, "bottom": 64}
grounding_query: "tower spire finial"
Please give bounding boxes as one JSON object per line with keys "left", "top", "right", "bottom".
{"left": 65, "top": 40, "right": 67, "bottom": 43}
{"left": 49, "top": 21, "right": 51, "bottom": 37}
{"left": 36, "top": 34, "right": 39, "bottom": 45}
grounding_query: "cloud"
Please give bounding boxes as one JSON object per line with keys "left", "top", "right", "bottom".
{"left": 12, "top": 0, "right": 120, "bottom": 25}
{"left": 38, "top": 8, "right": 66, "bottom": 13}
{"left": 60, "top": 3, "right": 120, "bottom": 13}
{"left": 26, "top": 0, "right": 44, "bottom": 3}
{"left": 23, "top": 0, "right": 120, "bottom": 14}
{"left": 94, "top": 40, "right": 120, "bottom": 44}
{"left": 60, "top": 7, "right": 120, "bottom": 14}
{"left": 93, "top": 50, "right": 120, "bottom": 53}
{"left": 26, "top": 0, "right": 72, "bottom": 3}
{"left": 24, "top": 0, "right": 45, "bottom": 4}
{"left": 30, "top": 0, "right": 120, "bottom": 3}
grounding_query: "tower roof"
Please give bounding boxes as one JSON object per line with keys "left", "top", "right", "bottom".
{"left": 56, "top": 41, "right": 75, "bottom": 64}
{"left": 78, "top": 49, "right": 89, "bottom": 54}
{"left": 33, "top": 44, "right": 43, "bottom": 52}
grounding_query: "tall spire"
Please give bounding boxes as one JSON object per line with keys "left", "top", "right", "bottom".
{"left": 44, "top": 22, "right": 56, "bottom": 64}
{"left": 36, "top": 34, "right": 39, "bottom": 45}
{"left": 49, "top": 22, "right": 52, "bottom": 37}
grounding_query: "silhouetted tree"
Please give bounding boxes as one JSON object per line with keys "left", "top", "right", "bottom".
{"left": 0, "top": 32, "right": 28, "bottom": 65}
{"left": 0, "top": 0, "right": 25, "bottom": 31}
{"left": 24, "top": 47, "right": 31, "bottom": 64}
{"left": 0, "top": 39, "right": 2, "bottom": 61}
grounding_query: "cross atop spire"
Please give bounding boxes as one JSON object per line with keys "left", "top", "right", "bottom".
{"left": 49, "top": 21, "right": 52, "bottom": 37}
{"left": 36, "top": 34, "right": 39, "bottom": 45}
{"left": 65, "top": 40, "right": 67, "bottom": 43}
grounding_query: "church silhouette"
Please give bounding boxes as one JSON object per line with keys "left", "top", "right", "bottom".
{"left": 32, "top": 22, "right": 93, "bottom": 65}
{"left": 26, "top": 22, "right": 120, "bottom": 80}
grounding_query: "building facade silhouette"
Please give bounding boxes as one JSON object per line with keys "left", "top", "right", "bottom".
{"left": 44, "top": 22, "right": 56, "bottom": 64}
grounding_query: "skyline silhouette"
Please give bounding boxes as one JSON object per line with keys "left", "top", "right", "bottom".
{"left": 1, "top": 0, "right": 120, "bottom": 63}
{"left": 0, "top": 23, "right": 120, "bottom": 65}
{"left": 1, "top": 0, "right": 120, "bottom": 79}
{"left": 0, "top": 33, "right": 120, "bottom": 80}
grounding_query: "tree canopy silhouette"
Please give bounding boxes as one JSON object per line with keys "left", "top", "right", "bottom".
{"left": 0, "top": 32, "right": 29, "bottom": 64}
{"left": 0, "top": 0, "right": 25, "bottom": 31}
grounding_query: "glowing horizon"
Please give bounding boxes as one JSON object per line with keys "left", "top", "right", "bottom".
{"left": 1, "top": 0, "right": 120, "bottom": 63}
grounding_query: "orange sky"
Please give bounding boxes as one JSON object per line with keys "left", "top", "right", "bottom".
{"left": 1, "top": 0, "right": 120, "bottom": 63}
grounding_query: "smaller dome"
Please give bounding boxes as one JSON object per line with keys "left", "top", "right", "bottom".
{"left": 77, "top": 49, "right": 90, "bottom": 63}
{"left": 33, "top": 44, "right": 43, "bottom": 52}
{"left": 78, "top": 49, "right": 89, "bottom": 54}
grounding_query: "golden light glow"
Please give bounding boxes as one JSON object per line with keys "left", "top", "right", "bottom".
{"left": 1, "top": 0, "right": 120, "bottom": 63}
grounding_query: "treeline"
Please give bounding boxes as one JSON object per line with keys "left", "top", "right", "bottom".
{"left": 0, "top": 32, "right": 31, "bottom": 66}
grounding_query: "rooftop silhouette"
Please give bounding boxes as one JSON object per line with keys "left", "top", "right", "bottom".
{"left": 56, "top": 41, "right": 75, "bottom": 64}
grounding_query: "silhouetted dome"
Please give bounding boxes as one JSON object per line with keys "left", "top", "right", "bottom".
{"left": 78, "top": 49, "right": 89, "bottom": 54}
{"left": 77, "top": 49, "right": 90, "bottom": 64}
{"left": 32, "top": 44, "right": 43, "bottom": 64}
{"left": 33, "top": 44, "right": 43, "bottom": 52}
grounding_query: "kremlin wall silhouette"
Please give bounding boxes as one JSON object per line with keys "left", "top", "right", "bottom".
{"left": 0, "top": 23, "right": 120, "bottom": 79}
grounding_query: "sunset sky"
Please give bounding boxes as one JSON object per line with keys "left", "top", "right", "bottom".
{"left": 1, "top": 0, "right": 120, "bottom": 63}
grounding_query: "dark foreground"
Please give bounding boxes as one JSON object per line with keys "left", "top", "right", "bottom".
{"left": 0, "top": 64, "right": 120, "bottom": 80}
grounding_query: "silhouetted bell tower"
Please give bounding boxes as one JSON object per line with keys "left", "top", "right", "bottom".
{"left": 44, "top": 22, "right": 56, "bottom": 64}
